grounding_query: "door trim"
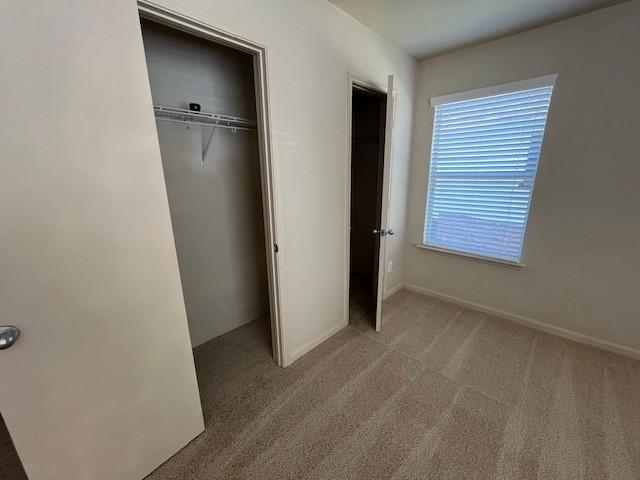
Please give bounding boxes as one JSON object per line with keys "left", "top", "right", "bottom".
{"left": 343, "top": 73, "right": 393, "bottom": 331}
{"left": 137, "top": 1, "right": 285, "bottom": 367}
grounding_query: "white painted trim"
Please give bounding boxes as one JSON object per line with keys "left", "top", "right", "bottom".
{"left": 403, "top": 283, "right": 640, "bottom": 361}
{"left": 137, "top": 1, "right": 286, "bottom": 367}
{"left": 383, "top": 283, "right": 403, "bottom": 300}
{"left": 415, "top": 244, "right": 524, "bottom": 268}
{"left": 295, "top": 281, "right": 400, "bottom": 368}
{"left": 285, "top": 321, "right": 348, "bottom": 367}
{"left": 343, "top": 74, "right": 355, "bottom": 329}
{"left": 430, "top": 73, "right": 557, "bottom": 106}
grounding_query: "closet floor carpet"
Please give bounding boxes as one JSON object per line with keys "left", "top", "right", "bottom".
{"left": 141, "top": 289, "right": 640, "bottom": 480}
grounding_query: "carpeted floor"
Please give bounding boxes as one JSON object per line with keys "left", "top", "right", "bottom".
{"left": 142, "top": 289, "right": 640, "bottom": 479}
{"left": 2, "top": 289, "right": 639, "bottom": 479}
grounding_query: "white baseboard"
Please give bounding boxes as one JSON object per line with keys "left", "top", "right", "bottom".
{"left": 403, "top": 283, "right": 640, "bottom": 361}
{"left": 383, "top": 283, "right": 403, "bottom": 300}
{"left": 290, "top": 283, "right": 413, "bottom": 368}
{"left": 285, "top": 320, "right": 348, "bottom": 367}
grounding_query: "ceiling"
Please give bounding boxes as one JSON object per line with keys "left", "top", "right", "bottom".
{"left": 328, "top": 0, "right": 628, "bottom": 59}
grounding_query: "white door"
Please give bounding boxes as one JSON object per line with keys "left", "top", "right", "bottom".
{"left": 374, "top": 75, "right": 396, "bottom": 332}
{"left": 0, "top": 1, "right": 204, "bottom": 479}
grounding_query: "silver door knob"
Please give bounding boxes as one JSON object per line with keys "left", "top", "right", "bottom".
{"left": 372, "top": 229, "right": 380, "bottom": 235}
{"left": 386, "top": 229, "right": 394, "bottom": 236}
{"left": 0, "top": 326, "right": 20, "bottom": 350}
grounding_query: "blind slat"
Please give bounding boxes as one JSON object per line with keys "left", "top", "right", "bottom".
{"left": 424, "top": 85, "right": 553, "bottom": 262}
{"left": 437, "top": 90, "right": 551, "bottom": 113}
{"left": 436, "top": 109, "right": 550, "bottom": 130}
{"left": 436, "top": 101, "right": 551, "bottom": 122}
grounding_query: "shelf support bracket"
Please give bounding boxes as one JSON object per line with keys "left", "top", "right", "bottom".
{"left": 201, "top": 121, "right": 219, "bottom": 166}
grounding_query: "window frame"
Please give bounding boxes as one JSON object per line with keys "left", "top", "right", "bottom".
{"left": 418, "top": 74, "right": 557, "bottom": 267}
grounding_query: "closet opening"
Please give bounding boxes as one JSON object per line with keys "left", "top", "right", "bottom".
{"left": 139, "top": 11, "right": 283, "bottom": 378}
{"left": 348, "top": 85, "right": 388, "bottom": 332}
{"left": 0, "top": 413, "right": 27, "bottom": 479}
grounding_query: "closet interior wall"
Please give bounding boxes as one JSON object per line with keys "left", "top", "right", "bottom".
{"left": 141, "top": 20, "right": 269, "bottom": 348}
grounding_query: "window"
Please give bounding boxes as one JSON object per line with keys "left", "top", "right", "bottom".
{"left": 423, "top": 75, "right": 555, "bottom": 264}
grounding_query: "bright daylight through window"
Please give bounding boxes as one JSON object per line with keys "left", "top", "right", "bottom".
{"left": 423, "top": 76, "right": 555, "bottom": 264}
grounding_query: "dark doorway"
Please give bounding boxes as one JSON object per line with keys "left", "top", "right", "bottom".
{"left": 349, "top": 86, "right": 387, "bottom": 331}
{"left": 0, "top": 414, "right": 27, "bottom": 480}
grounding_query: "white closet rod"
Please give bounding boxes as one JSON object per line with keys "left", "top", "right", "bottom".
{"left": 153, "top": 105, "right": 256, "bottom": 132}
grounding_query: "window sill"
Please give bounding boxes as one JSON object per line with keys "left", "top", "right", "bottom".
{"left": 414, "top": 244, "right": 525, "bottom": 269}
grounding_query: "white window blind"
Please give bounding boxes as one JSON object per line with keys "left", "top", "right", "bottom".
{"left": 424, "top": 81, "right": 554, "bottom": 263}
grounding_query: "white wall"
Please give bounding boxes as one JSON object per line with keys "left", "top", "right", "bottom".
{"left": 141, "top": 21, "right": 269, "bottom": 347}
{"left": 405, "top": 1, "right": 640, "bottom": 352}
{"left": 149, "top": 0, "right": 416, "bottom": 364}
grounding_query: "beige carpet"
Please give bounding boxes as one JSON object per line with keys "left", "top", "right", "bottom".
{"left": 2, "top": 289, "right": 639, "bottom": 479}
{"left": 143, "top": 289, "right": 640, "bottom": 479}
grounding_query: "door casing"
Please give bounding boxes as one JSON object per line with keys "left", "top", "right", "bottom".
{"left": 138, "top": 0, "right": 285, "bottom": 366}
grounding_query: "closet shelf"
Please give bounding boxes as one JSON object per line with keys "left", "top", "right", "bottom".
{"left": 153, "top": 106, "right": 256, "bottom": 132}
{"left": 154, "top": 106, "right": 256, "bottom": 165}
